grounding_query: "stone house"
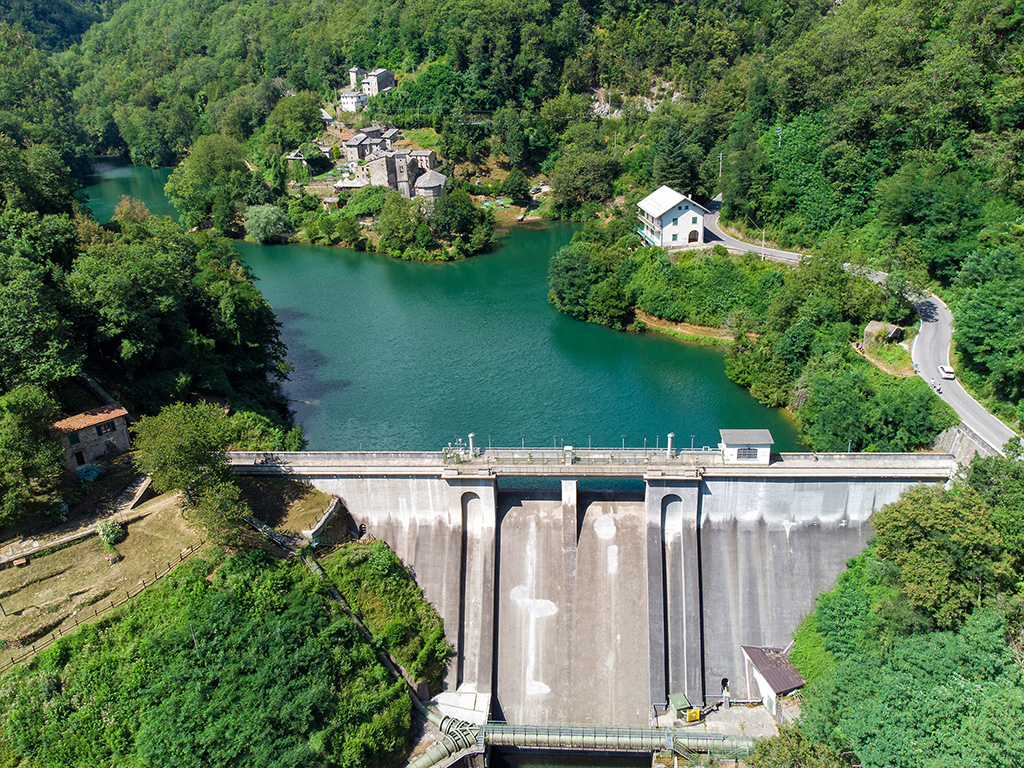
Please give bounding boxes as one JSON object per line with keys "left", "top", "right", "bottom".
{"left": 344, "top": 135, "right": 370, "bottom": 164}
{"left": 381, "top": 127, "right": 403, "bottom": 148}
{"left": 368, "top": 150, "right": 421, "bottom": 198}
{"left": 410, "top": 149, "right": 437, "bottom": 171}
{"left": 414, "top": 169, "right": 448, "bottom": 203}
{"left": 54, "top": 403, "right": 131, "bottom": 471}
{"left": 636, "top": 185, "right": 709, "bottom": 249}
{"left": 362, "top": 68, "right": 396, "bottom": 96}
{"left": 348, "top": 66, "right": 366, "bottom": 90}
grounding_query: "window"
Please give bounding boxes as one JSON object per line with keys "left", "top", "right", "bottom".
{"left": 736, "top": 447, "right": 758, "bottom": 460}
{"left": 672, "top": 234, "right": 678, "bottom": 241}
{"left": 96, "top": 421, "right": 116, "bottom": 437}
{"left": 672, "top": 217, "right": 678, "bottom": 226}
{"left": 68, "top": 431, "right": 80, "bottom": 445}
{"left": 692, "top": 216, "right": 698, "bottom": 224}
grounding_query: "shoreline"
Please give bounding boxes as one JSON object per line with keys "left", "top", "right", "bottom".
{"left": 634, "top": 310, "right": 757, "bottom": 346}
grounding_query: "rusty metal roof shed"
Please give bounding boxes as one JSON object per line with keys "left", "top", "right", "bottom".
{"left": 740, "top": 646, "right": 805, "bottom": 695}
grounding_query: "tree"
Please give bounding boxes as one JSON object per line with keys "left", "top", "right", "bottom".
{"left": 263, "top": 92, "right": 323, "bottom": 151}
{"left": 165, "top": 134, "right": 250, "bottom": 232}
{"left": 375, "top": 193, "right": 422, "bottom": 256}
{"left": 0, "top": 257, "right": 82, "bottom": 390}
{"left": 0, "top": 385, "right": 62, "bottom": 527}
{"left": 500, "top": 168, "right": 530, "bottom": 202}
{"left": 132, "top": 402, "right": 234, "bottom": 501}
{"left": 871, "top": 484, "right": 1013, "bottom": 630}
{"left": 245, "top": 205, "right": 289, "bottom": 244}
{"left": 750, "top": 724, "right": 846, "bottom": 768}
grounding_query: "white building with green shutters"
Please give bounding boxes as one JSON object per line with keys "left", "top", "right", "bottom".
{"left": 636, "top": 185, "right": 709, "bottom": 249}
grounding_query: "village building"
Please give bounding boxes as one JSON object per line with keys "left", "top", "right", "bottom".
{"left": 636, "top": 185, "right": 708, "bottom": 249}
{"left": 344, "top": 135, "right": 371, "bottom": 163}
{"left": 410, "top": 149, "right": 437, "bottom": 171}
{"left": 348, "top": 66, "right": 366, "bottom": 90}
{"left": 381, "top": 127, "right": 403, "bottom": 148}
{"left": 54, "top": 403, "right": 131, "bottom": 472}
{"left": 337, "top": 90, "right": 367, "bottom": 112}
{"left": 361, "top": 68, "right": 396, "bottom": 96}
{"left": 414, "top": 169, "right": 447, "bottom": 203}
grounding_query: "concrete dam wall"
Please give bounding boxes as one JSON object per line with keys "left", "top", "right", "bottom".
{"left": 236, "top": 451, "right": 952, "bottom": 726}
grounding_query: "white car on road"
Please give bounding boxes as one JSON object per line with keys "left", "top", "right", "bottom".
{"left": 938, "top": 365, "right": 955, "bottom": 380}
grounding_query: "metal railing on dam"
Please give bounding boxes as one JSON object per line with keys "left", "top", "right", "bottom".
{"left": 228, "top": 447, "right": 955, "bottom": 480}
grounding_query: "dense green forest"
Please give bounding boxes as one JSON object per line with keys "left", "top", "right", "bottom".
{"left": 751, "top": 446, "right": 1024, "bottom": 768}
{"left": 0, "top": 547, "right": 423, "bottom": 767}
{"left": 0, "top": 24, "right": 298, "bottom": 529}
{"left": 0, "top": 0, "right": 122, "bottom": 51}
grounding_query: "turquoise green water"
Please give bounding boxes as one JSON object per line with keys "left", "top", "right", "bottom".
{"left": 83, "top": 165, "right": 800, "bottom": 451}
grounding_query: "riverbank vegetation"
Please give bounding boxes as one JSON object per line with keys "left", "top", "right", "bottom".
{"left": 0, "top": 25, "right": 301, "bottom": 528}
{"left": 0, "top": 548, "right": 418, "bottom": 767}
{"left": 548, "top": 224, "right": 956, "bottom": 451}
{"left": 753, "top": 446, "right": 1024, "bottom": 768}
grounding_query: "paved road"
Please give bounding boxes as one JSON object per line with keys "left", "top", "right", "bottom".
{"left": 702, "top": 199, "right": 1018, "bottom": 454}
{"left": 911, "top": 293, "right": 1016, "bottom": 454}
{"left": 702, "top": 199, "right": 802, "bottom": 264}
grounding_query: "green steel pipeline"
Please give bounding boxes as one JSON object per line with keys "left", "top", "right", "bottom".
{"left": 480, "top": 724, "right": 754, "bottom": 757}
{"left": 408, "top": 721, "right": 755, "bottom": 767}
{"left": 406, "top": 699, "right": 482, "bottom": 768}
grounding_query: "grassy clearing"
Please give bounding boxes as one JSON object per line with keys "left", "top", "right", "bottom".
{"left": 0, "top": 492, "right": 202, "bottom": 659}
{"left": 237, "top": 477, "right": 333, "bottom": 534}
{"left": 863, "top": 341, "right": 915, "bottom": 375}
{"left": 399, "top": 128, "right": 439, "bottom": 151}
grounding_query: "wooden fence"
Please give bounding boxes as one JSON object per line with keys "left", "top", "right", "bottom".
{"left": 0, "top": 541, "right": 204, "bottom": 675}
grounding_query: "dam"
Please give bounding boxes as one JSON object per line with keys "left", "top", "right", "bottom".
{"left": 231, "top": 431, "right": 953, "bottom": 729}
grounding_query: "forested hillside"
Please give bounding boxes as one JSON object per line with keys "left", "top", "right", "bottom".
{"left": 752, "top": 446, "right": 1024, "bottom": 768}
{"left": 0, "top": 0, "right": 122, "bottom": 51}
{"left": 0, "top": 24, "right": 296, "bottom": 528}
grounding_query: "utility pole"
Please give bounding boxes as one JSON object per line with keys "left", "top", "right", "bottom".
{"left": 775, "top": 126, "right": 782, "bottom": 148}
{"left": 718, "top": 152, "right": 724, "bottom": 178}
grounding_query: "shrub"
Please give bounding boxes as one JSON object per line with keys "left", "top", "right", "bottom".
{"left": 95, "top": 519, "right": 126, "bottom": 546}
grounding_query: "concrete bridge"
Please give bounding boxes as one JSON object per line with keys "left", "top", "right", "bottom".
{"left": 230, "top": 443, "right": 953, "bottom": 727}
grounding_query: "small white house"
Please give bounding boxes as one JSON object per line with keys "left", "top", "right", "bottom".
{"left": 337, "top": 90, "right": 367, "bottom": 112}
{"left": 719, "top": 429, "right": 774, "bottom": 465}
{"left": 636, "top": 186, "right": 709, "bottom": 249}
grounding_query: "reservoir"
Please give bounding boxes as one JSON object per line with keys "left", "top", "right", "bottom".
{"left": 83, "top": 163, "right": 800, "bottom": 451}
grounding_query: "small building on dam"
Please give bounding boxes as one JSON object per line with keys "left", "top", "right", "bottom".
{"left": 231, "top": 432, "right": 954, "bottom": 729}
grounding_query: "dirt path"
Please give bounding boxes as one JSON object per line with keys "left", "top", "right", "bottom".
{"left": 635, "top": 310, "right": 756, "bottom": 342}
{"left": 851, "top": 343, "right": 916, "bottom": 377}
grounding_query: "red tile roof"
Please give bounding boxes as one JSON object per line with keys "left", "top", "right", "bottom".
{"left": 54, "top": 403, "right": 129, "bottom": 433}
